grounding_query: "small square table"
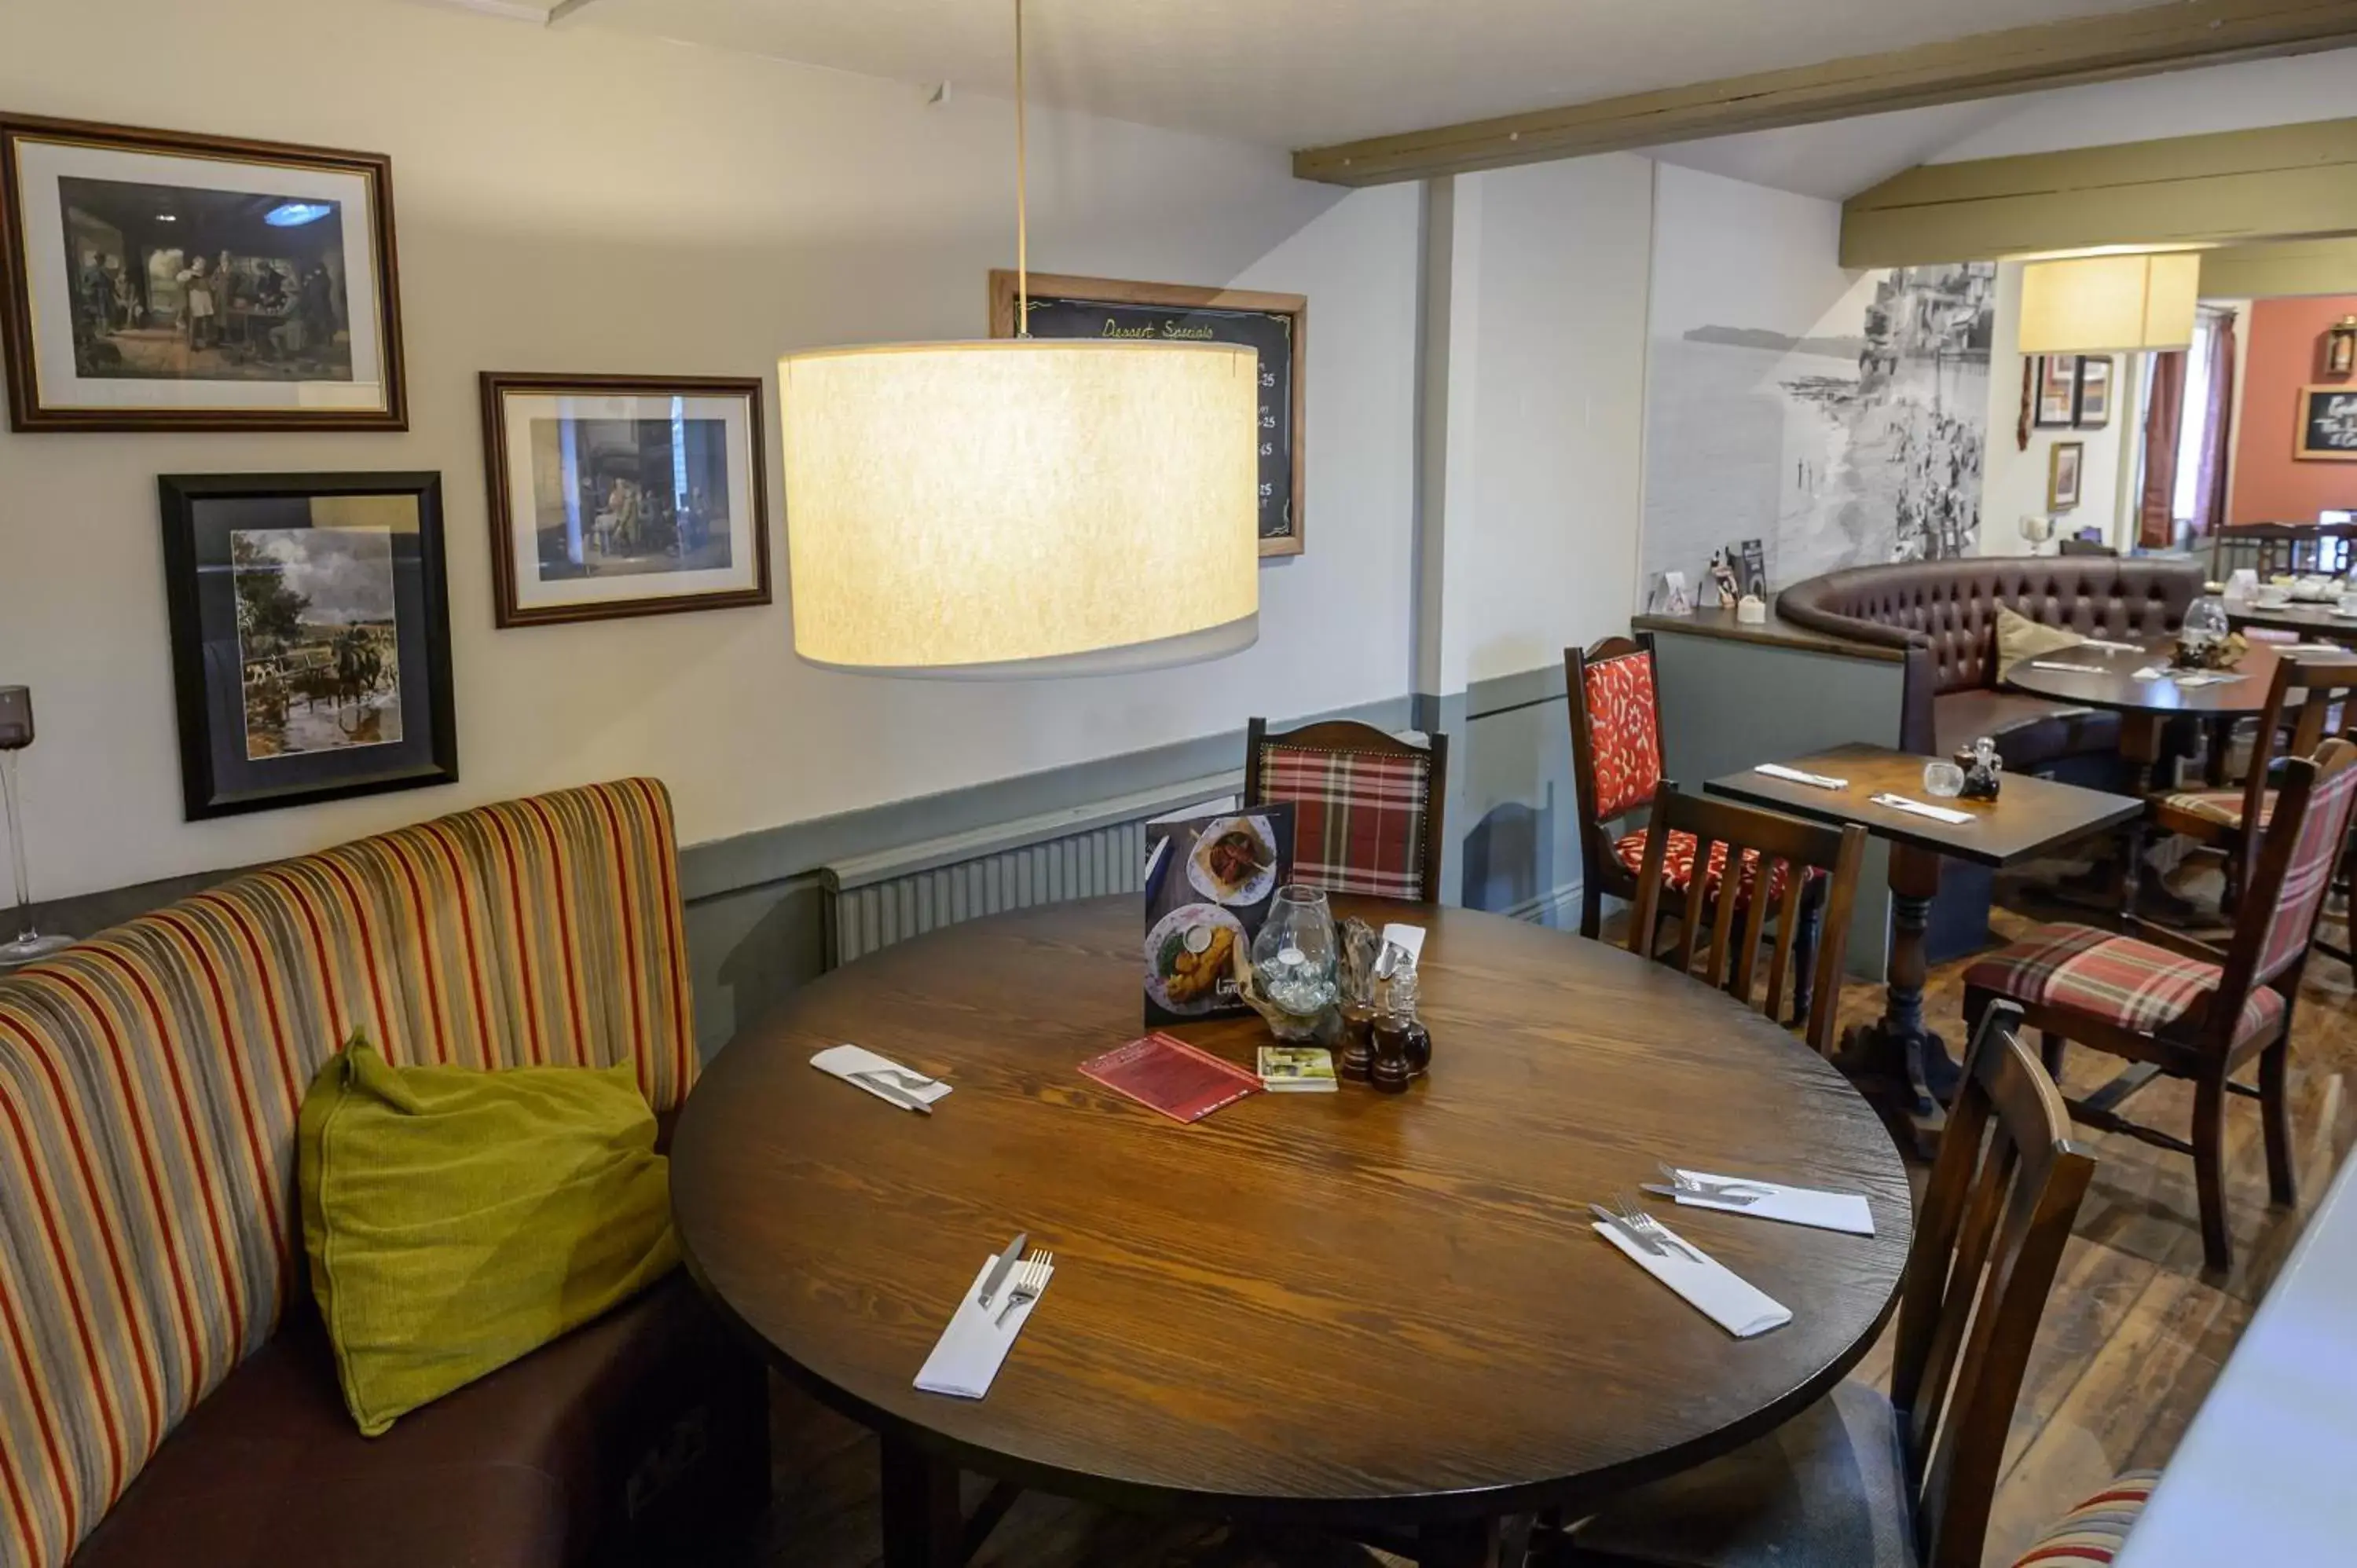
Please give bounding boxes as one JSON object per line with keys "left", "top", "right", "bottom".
{"left": 1707, "top": 743, "right": 2142, "bottom": 1148}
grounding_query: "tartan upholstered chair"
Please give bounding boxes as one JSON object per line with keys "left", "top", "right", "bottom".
{"left": 2146, "top": 652, "right": 2355, "bottom": 916}
{"left": 1244, "top": 717, "right": 1447, "bottom": 903}
{"left": 1966, "top": 737, "right": 2357, "bottom": 1273}
{"left": 1567, "top": 635, "right": 1822, "bottom": 1011}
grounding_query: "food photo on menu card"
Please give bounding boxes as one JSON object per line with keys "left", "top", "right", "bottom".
{"left": 1141, "top": 804, "right": 1295, "bottom": 1027}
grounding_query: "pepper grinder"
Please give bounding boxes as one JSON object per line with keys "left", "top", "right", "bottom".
{"left": 1369, "top": 952, "right": 1431, "bottom": 1094}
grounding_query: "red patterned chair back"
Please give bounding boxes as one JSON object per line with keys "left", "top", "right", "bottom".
{"left": 2224, "top": 737, "right": 2357, "bottom": 1003}
{"left": 1575, "top": 641, "right": 1664, "bottom": 822}
{"left": 1243, "top": 717, "right": 1447, "bottom": 903}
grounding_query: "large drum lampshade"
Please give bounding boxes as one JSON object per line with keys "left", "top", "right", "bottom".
{"left": 780, "top": 340, "right": 1263, "bottom": 678}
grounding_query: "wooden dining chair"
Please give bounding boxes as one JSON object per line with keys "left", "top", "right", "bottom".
{"left": 1243, "top": 716, "right": 1447, "bottom": 903}
{"left": 1568, "top": 636, "right": 1828, "bottom": 1011}
{"left": 1966, "top": 737, "right": 2357, "bottom": 1273}
{"left": 1563, "top": 1001, "right": 2096, "bottom": 1568}
{"left": 1623, "top": 787, "right": 1866, "bottom": 1056}
{"left": 2148, "top": 651, "right": 2357, "bottom": 914}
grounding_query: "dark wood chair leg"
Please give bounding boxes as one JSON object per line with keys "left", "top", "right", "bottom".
{"left": 2039, "top": 1030, "right": 2066, "bottom": 1082}
{"left": 1791, "top": 879, "right": 1824, "bottom": 1027}
{"left": 1580, "top": 879, "right": 1604, "bottom": 941}
{"left": 878, "top": 1432, "right": 962, "bottom": 1568}
{"left": 2193, "top": 1069, "right": 2233, "bottom": 1274}
{"left": 1417, "top": 1517, "right": 1504, "bottom": 1568}
{"left": 2261, "top": 1038, "right": 2298, "bottom": 1207}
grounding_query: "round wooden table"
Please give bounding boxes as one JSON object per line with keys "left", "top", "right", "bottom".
{"left": 670, "top": 896, "right": 1913, "bottom": 1566}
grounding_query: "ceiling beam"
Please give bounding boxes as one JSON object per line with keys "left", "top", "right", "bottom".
{"left": 1291, "top": 0, "right": 2357, "bottom": 188}
{"left": 1842, "top": 116, "right": 2357, "bottom": 265}
{"left": 2201, "top": 235, "right": 2357, "bottom": 295}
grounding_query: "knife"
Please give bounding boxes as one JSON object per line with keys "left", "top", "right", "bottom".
{"left": 1587, "top": 1203, "right": 1662, "bottom": 1256}
{"left": 978, "top": 1233, "right": 1028, "bottom": 1309}
{"left": 850, "top": 1070, "right": 933, "bottom": 1116}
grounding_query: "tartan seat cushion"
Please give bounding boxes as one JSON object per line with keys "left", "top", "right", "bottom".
{"left": 1255, "top": 742, "right": 1433, "bottom": 900}
{"left": 1611, "top": 828, "right": 1801, "bottom": 907}
{"left": 1963, "top": 921, "right": 2286, "bottom": 1046}
{"left": 2009, "top": 1471, "right": 2160, "bottom": 1566}
{"left": 2154, "top": 788, "right": 2275, "bottom": 831}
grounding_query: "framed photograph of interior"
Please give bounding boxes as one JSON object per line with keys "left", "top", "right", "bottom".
{"left": 480, "top": 373, "right": 772, "bottom": 626}
{"left": 2073, "top": 356, "right": 2113, "bottom": 428}
{"left": 0, "top": 113, "right": 405, "bottom": 431}
{"left": 989, "top": 269, "right": 1307, "bottom": 557}
{"left": 159, "top": 472, "right": 455, "bottom": 820}
{"left": 2034, "top": 355, "right": 2078, "bottom": 427}
{"left": 2048, "top": 441, "right": 2085, "bottom": 511}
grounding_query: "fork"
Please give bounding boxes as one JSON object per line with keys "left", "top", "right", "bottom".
{"left": 1655, "top": 1163, "right": 1770, "bottom": 1203}
{"left": 994, "top": 1251, "right": 1054, "bottom": 1326}
{"left": 1615, "top": 1193, "right": 1707, "bottom": 1264}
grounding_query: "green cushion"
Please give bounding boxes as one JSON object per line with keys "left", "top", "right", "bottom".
{"left": 297, "top": 1039, "right": 680, "bottom": 1435}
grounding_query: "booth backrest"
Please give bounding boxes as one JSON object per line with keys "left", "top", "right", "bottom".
{"left": 1778, "top": 557, "right": 2205, "bottom": 697}
{"left": 0, "top": 779, "right": 698, "bottom": 1568}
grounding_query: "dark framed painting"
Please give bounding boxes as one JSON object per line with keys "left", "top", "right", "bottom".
{"left": 2, "top": 113, "right": 405, "bottom": 431}
{"left": 479, "top": 372, "right": 771, "bottom": 627}
{"left": 2073, "top": 356, "right": 2113, "bottom": 428}
{"left": 2034, "top": 355, "right": 2078, "bottom": 427}
{"left": 989, "top": 269, "right": 1306, "bottom": 558}
{"left": 159, "top": 472, "right": 455, "bottom": 820}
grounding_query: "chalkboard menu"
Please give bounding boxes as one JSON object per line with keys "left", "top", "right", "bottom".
{"left": 2297, "top": 384, "right": 2357, "bottom": 461}
{"left": 991, "top": 270, "right": 1306, "bottom": 556}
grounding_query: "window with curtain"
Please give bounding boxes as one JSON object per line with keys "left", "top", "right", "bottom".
{"left": 2171, "top": 315, "right": 2219, "bottom": 526}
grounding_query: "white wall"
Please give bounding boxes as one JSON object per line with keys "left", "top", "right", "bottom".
{"left": 1975, "top": 262, "right": 2132, "bottom": 556}
{"left": 0, "top": 0, "right": 1422, "bottom": 902}
{"left": 1434, "top": 156, "right": 1655, "bottom": 691}
{"left": 1928, "top": 47, "right": 2357, "bottom": 164}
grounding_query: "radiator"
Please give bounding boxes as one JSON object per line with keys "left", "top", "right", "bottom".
{"left": 819, "top": 775, "right": 1238, "bottom": 968}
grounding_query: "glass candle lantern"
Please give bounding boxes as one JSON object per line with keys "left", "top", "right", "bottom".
{"left": 1249, "top": 885, "right": 1339, "bottom": 1040}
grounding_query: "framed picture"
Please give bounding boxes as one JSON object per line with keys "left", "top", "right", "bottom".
{"left": 159, "top": 472, "right": 455, "bottom": 820}
{"left": 2295, "top": 384, "right": 2357, "bottom": 461}
{"left": 2073, "top": 356, "right": 2113, "bottom": 428}
{"left": 2034, "top": 356, "right": 2078, "bottom": 427}
{"left": 2048, "top": 441, "right": 2085, "bottom": 511}
{"left": 1, "top": 113, "right": 405, "bottom": 431}
{"left": 990, "top": 270, "right": 1306, "bottom": 557}
{"left": 480, "top": 373, "right": 771, "bottom": 627}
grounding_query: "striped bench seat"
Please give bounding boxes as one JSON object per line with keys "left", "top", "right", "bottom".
{"left": 0, "top": 781, "right": 766, "bottom": 1568}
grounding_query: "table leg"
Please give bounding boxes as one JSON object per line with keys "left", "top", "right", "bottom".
{"left": 1835, "top": 843, "right": 1957, "bottom": 1152}
{"left": 1417, "top": 1516, "right": 1505, "bottom": 1567}
{"left": 879, "top": 1431, "right": 962, "bottom": 1568}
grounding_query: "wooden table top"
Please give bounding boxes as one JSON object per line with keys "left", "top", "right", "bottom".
{"left": 2002, "top": 638, "right": 2289, "bottom": 719}
{"left": 1706, "top": 743, "right": 2142, "bottom": 867}
{"left": 669, "top": 896, "right": 1913, "bottom": 1526}
{"left": 2223, "top": 600, "right": 2357, "bottom": 640}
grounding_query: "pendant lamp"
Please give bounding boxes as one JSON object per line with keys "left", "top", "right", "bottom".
{"left": 2018, "top": 252, "right": 2201, "bottom": 356}
{"left": 779, "top": 0, "right": 1261, "bottom": 678}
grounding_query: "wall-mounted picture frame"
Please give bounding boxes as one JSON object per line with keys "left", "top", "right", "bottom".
{"left": 2073, "top": 356, "right": 2113, "bottom": 428}
{"left": 1, "top": 113, "right": 405, "bottom": 431}
{"left": 2296, "top": 383, "right": 2357, "bottom": 461}
{"left": 2048, "top": 441, "right": 2085, "bottom": 511}
{"left": 990, "top": 269, "right": 1307, "bottom": 558}
{"left": 159, "top": 471, "right": 455, "bottom": 820}
{"left": 2034, "top": 355, "right": 2078, "bottom": 427}
{"left": 480, "top": 372, "right": 772, "bottom": 627}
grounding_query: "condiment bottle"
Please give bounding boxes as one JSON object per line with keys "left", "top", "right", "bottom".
{"left": 1337, "top": 999, "right": 1376, "bottom": 1082}
{"left": 1369, "top": 957, "right": 1428, "bottom": 1094}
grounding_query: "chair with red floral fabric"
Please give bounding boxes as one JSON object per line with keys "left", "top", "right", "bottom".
{"left": 1243, "top": 717, "right": 1446, "bottom": 903}
{"left": 1568, "top": 635, "right": 1824, "bottom": 1013}
{"left": 1966, "top": 736, "right": 2357, "bottom": 1273}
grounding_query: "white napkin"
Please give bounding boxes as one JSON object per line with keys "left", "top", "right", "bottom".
{"left": 2176, "top": 670, "right": 2248, "bottom": 687}
{"left": 2132, "top": 665, "right": 2168, "bottom": 681}
{"left": 1661, "top": 1169, "right": 1875, "bottom": 1236}
{"left": 2028, "top": 659, "right": 2109, "bottom": 674}
{"left": 1593, "top": 1221, "right": 1791, "bottom": 1338}
{"left": 1380, "top": 921, "right": 1426, "bottom": 963}
{"left": 810, "top": 1043, "right": 952, "bottom": 1112}
{"left": 1754, "top": 763, "right": 1848, "bottom": 789}
{"left": 1868, "top": 793, "right": 1974, "bottom": 825}
{"left": 915, "top": 1255, "right": 1055, "bottom": 1398}
{"left": 2079, "top": 638, "right": 2142, "bottom": 652}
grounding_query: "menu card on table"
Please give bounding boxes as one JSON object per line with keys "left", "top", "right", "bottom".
{"left": 1080, "top": 1032, "right": 1263, "bottom": 1123}
{"left": 1141, "top": 804, "right": 1294, "bottom": 1027}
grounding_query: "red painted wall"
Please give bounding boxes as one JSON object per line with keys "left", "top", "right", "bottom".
{"left": 2230, "top": 294, "right": 2357, "bottom": 525}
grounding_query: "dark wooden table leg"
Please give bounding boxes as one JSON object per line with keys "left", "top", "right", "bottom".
{"left": 1418, "top": 1516, "right": 1504, "bottom": 1567}
{"left": 880, "top": 1431, "right": 962, "bottom": 1568}
{"left": 1835, "top": 842, "right": 1955, "bottom": 1154}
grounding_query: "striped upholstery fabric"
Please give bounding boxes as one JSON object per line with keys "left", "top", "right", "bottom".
{"left": 2010, "top": 1470, "right": 2159, "bottom": 1566}
{"left": 0, "top": 779, "right": 697, "bottom": 1568}
{"left": 1963, "top": 921, "right": 2286, "bottom": 1047}
{"left": 1255, "top": 743, "right": 1434, "bottom": 901}
{"left": 2254, "top": 751, "right": 2357, "bottom": 986}
{"left": 2154, "top": 788, "right": 2273, "bottom": 830}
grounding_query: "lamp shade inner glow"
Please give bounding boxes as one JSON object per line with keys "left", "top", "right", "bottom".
{"left": 2018, "top": 253, "right": 2201, "bottom": 354}
{"left": 780, "top": 341, "right": 1262, "bottom": 676}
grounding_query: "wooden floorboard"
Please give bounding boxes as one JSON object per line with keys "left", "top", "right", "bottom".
{"left": 726, "top": 862, "right": 2356, "bottom": 1567}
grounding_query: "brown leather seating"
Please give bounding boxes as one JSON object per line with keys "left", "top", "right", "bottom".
{"left": 1777, "top": 557, "right": 2205, "bottom": 771}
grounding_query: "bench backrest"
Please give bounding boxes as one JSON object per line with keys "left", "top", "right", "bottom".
{"left": 0, "top": 779, "right": 698, "bottom": 1568}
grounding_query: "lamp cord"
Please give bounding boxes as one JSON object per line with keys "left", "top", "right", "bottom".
{"left": 1014, "top": 0, "right": 1028, "bottom": 338}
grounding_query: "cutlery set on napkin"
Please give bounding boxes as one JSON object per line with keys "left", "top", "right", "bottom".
{"left": 915, "top": 1232, "right": 1057, "bottom": 1399}
{"left": 1589, "top": 1164, "right": 1875, "bottom": 1339}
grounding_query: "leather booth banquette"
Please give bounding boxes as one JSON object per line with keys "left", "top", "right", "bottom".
{"left": 1776, "top": 556, "right": 2207, "bottom": 774}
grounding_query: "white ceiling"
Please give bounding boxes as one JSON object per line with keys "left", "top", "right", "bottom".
{"left": 452, "top": 0, "right": 2160, "bottom": 150}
